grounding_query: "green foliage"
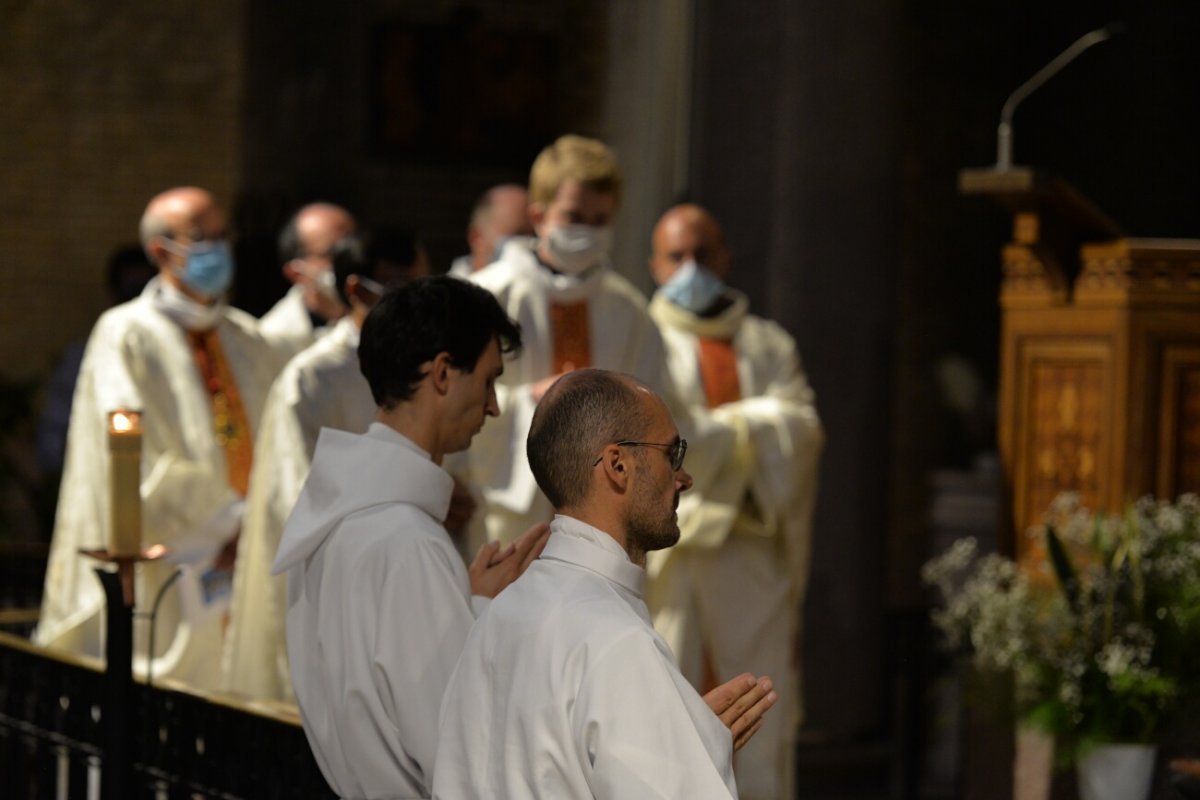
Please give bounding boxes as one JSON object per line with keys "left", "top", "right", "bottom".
{"left": 923, "top": 493, "right": 1200, "bottom": 762}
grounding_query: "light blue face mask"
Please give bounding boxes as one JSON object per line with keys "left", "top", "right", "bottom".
{"left": 163, "top": 239, "right": 235, "bottom": 298}
{"left": 660, "top": 260, "right": 726, "bottom": 313}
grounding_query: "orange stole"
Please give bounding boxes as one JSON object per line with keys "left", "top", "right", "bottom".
{"left": 697, "top": 337, "right": 741, "bottom": 408}
{"left": 187, "top": 329, "right": 254, "bottom": 496}
{"left": 550, "top": 301, "right": 591, "bottom": 373}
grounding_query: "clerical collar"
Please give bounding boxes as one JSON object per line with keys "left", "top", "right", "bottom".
{"left": 366, "top": 422, "right": 431, "bottom": 461}
{"left": 508, "top": 238, "right": 607, "bottom": 303}
{"left": 649, "top": 288, "right": 749, "bottom": 340}
{"left": 146, "top": 276, "right": 227, "bottom": 332}
{"left": 540, "top": 514, "right": 646, "bottom": 597}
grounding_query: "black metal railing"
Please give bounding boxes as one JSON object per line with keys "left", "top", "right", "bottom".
{"left": 0, "top": 542, "right": 48, "bottom": 639}
{"left": 0, "top": 632, "right": 333, "bottom": 799}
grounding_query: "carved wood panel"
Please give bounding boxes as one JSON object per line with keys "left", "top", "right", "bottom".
{"left": 1157, "top": 345, "right": 1200, "bottom": 498}
{"left": 1025, "top": 360, "right": 1105, "bottom": 527}
{"left": 1009, "top": 336, "right": 1112, "bottom": 560}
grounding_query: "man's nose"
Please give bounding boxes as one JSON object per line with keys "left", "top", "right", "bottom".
{"left": 486, "top": 388, "right": 500, "bottom": 417}
{"left": 676, "top": 469, "right": 693, "bottom": 492}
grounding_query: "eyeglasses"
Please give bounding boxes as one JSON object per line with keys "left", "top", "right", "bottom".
{"left": 591, "top": 438, "right": 688, "bottom": 471}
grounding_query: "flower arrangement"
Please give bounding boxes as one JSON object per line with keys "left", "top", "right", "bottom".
{"left": 923, "top": 493, "right": 1200, "bottom": 761}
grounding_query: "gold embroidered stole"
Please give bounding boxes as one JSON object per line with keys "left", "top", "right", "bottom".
{"left": 697, "top": 337, "right": 742, "bottom": 408}
{"left": 187, "top": 329, "right": 253, "bottom": 496}
{"left": 550, "top": 301, "right": 591, "bottom": 373}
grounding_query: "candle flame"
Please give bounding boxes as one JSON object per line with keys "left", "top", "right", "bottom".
{"left": 109, "top": 409, "right": 142, "bottom": 434}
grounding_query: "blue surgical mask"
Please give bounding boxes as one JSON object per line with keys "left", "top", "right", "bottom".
{"left": 163, "top": 239, "right": 235, "bottom": 298}
{"left": 660, "top": 260, "right": 725, "bottom": 313}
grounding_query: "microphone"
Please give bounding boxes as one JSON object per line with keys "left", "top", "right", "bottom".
{"left": 995, "top": 23, "right": 1124, "bottom": 170}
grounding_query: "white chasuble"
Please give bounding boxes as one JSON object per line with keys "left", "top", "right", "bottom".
{"left": 222, "top": 317, "right": 374, "bottom": 702}
{"left": 36, "top": 278, "right": 279, "bottom": 690}
{"left": 647, "top": 289, "right": 824, "bottom": 800}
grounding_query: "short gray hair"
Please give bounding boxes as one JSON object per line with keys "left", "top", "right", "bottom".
{"left": 138, "top": 209, "right": 172, "bottom": 251}
{"left": 527, "top": 369, "right": 651, "bottom": 509}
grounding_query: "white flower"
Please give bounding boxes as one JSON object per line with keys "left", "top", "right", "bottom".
{"left": 1155, "top": 504, "right": 1184, "bottom": 535}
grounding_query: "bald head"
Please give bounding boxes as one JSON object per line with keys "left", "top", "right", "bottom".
{"left": 139, "top": 187, "right": 230, "bottom": 305}
{"left": 649, "top": 203, "right": 731, "bottom": 287}
{"left": 139, "top": 187, "right": 224, "bottom": 253}
{"left": 527, "top": 369, "right": 654, "bottom": 509}
{"left": 279, "top": 202, "right": 357, "bottom": 263}
{"left": 468, "top": 184, "right": 532, "bottom": 271}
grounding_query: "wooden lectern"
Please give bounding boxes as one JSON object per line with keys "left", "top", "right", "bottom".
{"left": 961, "top": 166, "right": 1200, "bottom": 559}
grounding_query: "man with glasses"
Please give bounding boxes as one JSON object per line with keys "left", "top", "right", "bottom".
{"left": 435, "top": 368, "right": 776, "bottom": 799}
{"left": 36, "top": 186, "right": 282, "bottom": 690}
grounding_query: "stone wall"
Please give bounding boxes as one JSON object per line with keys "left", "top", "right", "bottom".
{"left": 0, "top": 1, "right": 244, "bottom": 380}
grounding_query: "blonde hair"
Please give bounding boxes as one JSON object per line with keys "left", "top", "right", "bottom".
{"left": 528, "top": 135, "right": 622, "bottom": 207}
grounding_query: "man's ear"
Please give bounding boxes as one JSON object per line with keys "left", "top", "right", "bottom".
{"left": 429, "top": 351, "right": 454, "bottom": 395}
{"left": 146, "top": 238, "right": 172, "bottom": 270}
{"left": 598, "top": 445, "right": 631, "bottom": 492}
{"left": 282, "top": 260, "right": 302, "bottom": 286}
{"left": 466, "top": 224, "right": 484, "bottom": 253}
{"left": 527, "top": 202, "right": 545, "bottom": 229}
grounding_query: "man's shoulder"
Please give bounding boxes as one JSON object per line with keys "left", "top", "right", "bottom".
{"left": 596, "top": 270, "right": 651, "bottom": 308}
{"left": 740, "top": 311, "right": 790, "bottom": 337}
{"left": 283, "top": 329, "right": 359, "bottom": 382}
{"left": 493, "top": 560, "right": 650, "bottom": 642}
{"left": 736, "top": 313, "right": 800, "bottom": 359}
{"left": 221, "top": 305, "right": 269, "bottom": 338}
{"left": 327, "top": 500, "right": 451, "bottom": 558}
{"left": 93, "top": 295, "right": 163, "bottom": 335}
{"left": 471, "top": 242, "right": 535, "bottom": 290}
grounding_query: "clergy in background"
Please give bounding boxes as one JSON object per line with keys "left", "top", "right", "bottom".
{"left": 448, "top": 183, "right": 533, "bottom": 278}
{"left": 36, "top": 186, "right": 282, "bottom": 690}
{"left": 222, "top": 233, "right": 432, "bottom": 702}
{"left": 645, "top": 204, "right": 824, "bottom": 800}
{"left": 465, "top": 134, "right": 677, "bottom": 546}
{"left": 272, "top": 276, "right": 550, "bottom": 799}
{"left": 259, "top": 202, "right": 356, "bottom": 357}
{"left": 434, "top": 369, "right": 777, "bottom": 799}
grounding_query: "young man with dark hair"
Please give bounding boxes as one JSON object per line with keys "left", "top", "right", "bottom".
{"left": 435, "top": 368, "right": 776, "bottom": 799}
{"left": 272, "top": 276, "right": 549, "bottom": 799}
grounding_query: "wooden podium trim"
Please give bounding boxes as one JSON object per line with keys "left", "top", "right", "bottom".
{"left": 1157, "top": 345, "right": 1200, "bottom": 498}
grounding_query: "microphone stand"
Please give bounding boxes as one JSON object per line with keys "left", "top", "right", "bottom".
{"left": 994, "top": 24, "right": 1123, "bottom": 171}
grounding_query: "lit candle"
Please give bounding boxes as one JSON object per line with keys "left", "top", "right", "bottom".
{"left": 107, "top": 409, "right": 142, "bottom": 557}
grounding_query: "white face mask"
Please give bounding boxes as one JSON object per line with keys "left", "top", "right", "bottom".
{"left": 542, "top": 224, "right": 613, "bottom": 275}
{"left": 292, "top": 260, "right": 339, "bottom": 300}
{"left": 151, "top": 278, "right": 226, "bottom": 332}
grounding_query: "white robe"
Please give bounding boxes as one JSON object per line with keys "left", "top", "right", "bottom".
{"left": 465, "top": 239, "right": 677, "bottom": 544}
{"left": 646, "top": 290, "right": 824, "bottom": 800}
{"left": 447, "top": 255, "right": 473, "bottom": 279}
{"left": 433, "top": 515, "right": 737, "bottom": 800}
{"left": 274, "top": 423, "right": 489, "bottom": 800}
{"left": 35, "top": 278, "right": 279, "bottom": 690}
{"left": 259, "top": 285, "right": 317, "bottom": 358}
{"left": 222, "top": 317, "right": 375, "bottom": 702}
